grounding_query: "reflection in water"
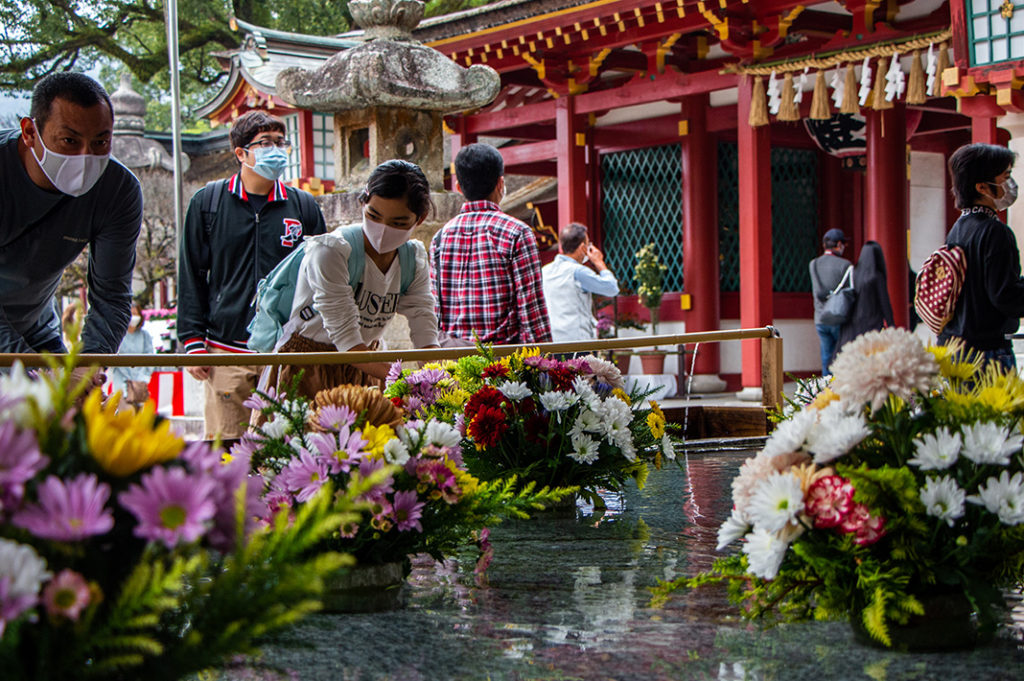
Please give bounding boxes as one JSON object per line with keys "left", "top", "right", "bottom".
{"left": 213, "top": 454, "right": 1024, "bottom": 681}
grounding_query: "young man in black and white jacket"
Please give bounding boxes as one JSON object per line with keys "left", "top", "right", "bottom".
{"left": 177, "top": 110, "right": 326, "bottom": 441}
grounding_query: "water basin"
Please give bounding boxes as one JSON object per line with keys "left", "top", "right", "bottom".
{"left": 213, "top": 452, "right": 1024, "bottom": 681}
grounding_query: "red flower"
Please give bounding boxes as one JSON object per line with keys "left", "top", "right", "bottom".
{"left": 481, "top": 363, "right": 509, "bottom": 379}
{"left": 805, "top": 475, "right": 855, "bottom": 529}
{"left": 465, "top": 386, "right": 507, "bottom": 422}
{"left": 524, "top": 412, "right": 550, "bottom": 445}
{"left": 468, "top": 406, "right": 508, "bottom": 448}
{"left": 546, "top": 367, "right": 576, "bottom": 391}
{"left": 390, "top": 396, "right": 404, "bottom": 408}
{"left": 840, "top": 503, "right": 886, "bottom": 545}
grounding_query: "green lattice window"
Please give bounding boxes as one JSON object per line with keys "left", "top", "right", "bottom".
{"left": 717, "top": 142, "right": 820, "bottom": 293}
{"left": 600, "top": 144, "right": 684, "bottom": 293}
{"left": 967, "top": 1, "right": 1024, "bottom": 66}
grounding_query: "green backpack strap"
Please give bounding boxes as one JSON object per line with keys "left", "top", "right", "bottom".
{"left": 339, "top": 224, "right": 416, "bottom": 294}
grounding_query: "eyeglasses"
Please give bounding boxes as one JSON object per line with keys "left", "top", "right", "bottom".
{"left": 245, "top": 139, "right": 293, "bottom": 151}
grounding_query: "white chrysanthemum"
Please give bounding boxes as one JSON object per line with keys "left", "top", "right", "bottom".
{"left": 0, "top": 362, "right": 55, "bottom": 427}
{"left": 741, "top": 528, "right": 789, "bottom": 580}
{"left": 539, "top": 390, "right": 577, "bottom": 412}
{"left": 967, "top": 471, "right": 1024, "bottom": 525}
{"left": 571, "top": 376, "right": 599, "bottom": 409}
{"left": 594, "top": 397, "right": 633, "bottom": 441}
{"left": 830, "top": 327, "right": 938, "bottom": 412}
{"left": 661, "top": 434, "right": 676, "bottom": 461}
{"left": 0, "top": 538, "right": 50, "bottom": 600}
{"left": 424, "top": 420, "right": 461, "bottom": 449}
{"left": 383, "top": 438, "right": 411, "bottom": 466}
{"left": 908, "top": 427, "right": 962, "bottom": 470}
{"left": 618, "top": 438, "right": 637, "bottom": 462}
{"left": 568, "top": 432, "right": 600, "bottom": 464}
{"left": 961, "top": 421, "right": 1022, "bottom": 466}
{"left": 746, "top": 472, "right": 805, "bottom": 533}
{"left": 261, "top": 416, "right": 290, "bottom": 440}
{"left": 805, "top": 404, "right": 870, "bottom": 464}
{"left": 570, "top": 408, "right": 603, "bottom": 438}
{"left": 731, "top": 450, "right": 810, "bottom": 515}
{"left": 920, "top": 475, "right": 965, "bottom": 527}
{"left": 717, "top": 508, "right": 750, "bottom": 550}
{"left": 762, "top": 410, "right": 816, "bottom": 458}
{"left": 498, "top": 381, "right": 533, "bottom": 401}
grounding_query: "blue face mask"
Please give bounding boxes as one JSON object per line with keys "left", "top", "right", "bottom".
{"left": 247, "top": 145, "right": 289, "bottom": 181}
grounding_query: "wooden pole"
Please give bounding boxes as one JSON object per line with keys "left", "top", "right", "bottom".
{"left": 760, "top": 329, "right": 784, "bottom": 410}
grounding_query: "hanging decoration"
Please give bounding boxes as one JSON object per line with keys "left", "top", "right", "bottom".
{"left": 810, "top": 70, "right": 832, "bottom": 120}
{"left": 767, "top": 71, "right": 782, "bottom": 115}
{"left": 859, "top": 56, "right": 874, "bottom": 107}
{"left": 778, "top": 72, "right": 800, "bottom": 121}
{"left": 830, "top": 66, "right": 845, "bottom": 109}
{"left": 804, "top": 113, "right": 868, "bottom": 158}
{"left": 936, "top": 42, "right": 950, "bottom": 88}
{"left": 925, "top": 43, "right": 938, "bottom": 96}
{"left": 840, "top": 62, "right": 860, "bottom": 114}
{"left": 885, "top": 53, "right": 906, "bottom": 102}
{"left": 749, "top": 76, "right": 769, "bottom": 127}
{"left": 795, "top": 67, "right": 810, "bottom": 104}
{"left": 907, "top": 50, "right": 926, "bottom": 104}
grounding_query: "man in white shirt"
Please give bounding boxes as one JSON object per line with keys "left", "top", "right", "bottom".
{"left": 542, "top": 222, "right": 620, "bottom": 342}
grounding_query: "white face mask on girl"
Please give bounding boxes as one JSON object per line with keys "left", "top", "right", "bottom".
{"left": 129, "top": 315, "right": 142, "bottom": 328}
{"left": 31, "top": 120, "right": 110, "bottom": 197}
{"left": 362, "top": 216, "right": 413, "bottom": 253}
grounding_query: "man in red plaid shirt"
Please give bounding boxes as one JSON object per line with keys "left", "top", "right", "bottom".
{"left": 431, "top": 143, "right": 553, "bottom": 344}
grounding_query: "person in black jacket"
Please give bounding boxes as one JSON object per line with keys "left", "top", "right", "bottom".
{"left": 833, "top": 241, "right": 895, "bottom": 361}
{"left": 939, "top": 143, "right": 1024, "bottom": 370}
{"left": 177, "top": 111, "right": 326, "bottom": 440}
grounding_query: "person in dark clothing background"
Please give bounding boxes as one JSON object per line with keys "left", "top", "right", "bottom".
{"left": 809, "top": 228, "right": 852, "bottom": 375}
{"left": 833, "top": 241, "right": 895, "bottom": 361}
{"left": 939, "top": 143, "right": 1024, "bottom": 370}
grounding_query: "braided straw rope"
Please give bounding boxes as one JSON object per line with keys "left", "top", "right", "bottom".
{"left": 726, "top": 28, "right": 952, "bottom": 76}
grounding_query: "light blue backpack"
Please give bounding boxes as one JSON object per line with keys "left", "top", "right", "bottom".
{"left": 246, "top": 224, "right": 416, "bottom": 352}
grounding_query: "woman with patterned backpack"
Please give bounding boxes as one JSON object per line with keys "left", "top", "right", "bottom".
{"left": 938, "top": 143, "right": 1024, "bottom": 370}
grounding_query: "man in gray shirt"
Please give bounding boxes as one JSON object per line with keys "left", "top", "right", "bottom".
{"left": 809, "top": 228, "right": 852, "bottom": 376}
{"left": 0, "top": 72, "right": 142, "bottom": 360}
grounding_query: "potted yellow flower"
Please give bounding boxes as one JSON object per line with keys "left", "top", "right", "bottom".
{"left": 634, "top": 243, "right": 668, "bottom": 374}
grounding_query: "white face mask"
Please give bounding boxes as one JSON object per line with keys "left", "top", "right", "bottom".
{"left": 362, "top": 216, "right": 413, "bottom": 253}
{"left": 31, "top": 121, "right": 110, "bottom": 197}
{"left": 129, "top": 315, "right": 142, "bottom": 328}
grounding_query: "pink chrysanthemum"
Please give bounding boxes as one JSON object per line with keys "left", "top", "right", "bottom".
{"left": 840, "top": 503, "right": 887, "bottom": 545}
{"left": 410, "top": 459, "right": 460, "bottom": 504}
{"left": 42, "top": 569, "right": 91, "bottom": 621}
{"left": 359, "top": 456, "right": 395, "bottom": 496}
{"left": 309, "top": 428, "right": 366, "bottom": 474}
{"left": 118, "top": 466, "right": 218, "bottom": 548}
{"left": 391, "top": 490, "right": 424, "bottom": 532}
{"left": 0, "top": 421, "right": 49, "bottom": 512}
{"left": 830, "top": 328, "right": 937, "bottom": 413}
{"left": 242, "top": 387, "right": 278, "bottom": 411}
{"left": 179, "top": 440, "right": 224, "bottom": 473}
{"left": 206, "top": 459, "right": 264, "bottom": 552}
{"left": 583, "top": 355, "right": 626, "bottom": 391}
{"left": 317, "top": 405, "right": 358, "bottom": 432}
{"left": 805, "top": 475, "right": 856, "bottom": 529}
{"left": 276, "top": 449, "right": 331, "bottom": 503}
{"left": 13, "top": 474, "right": 114, "bottom": 541}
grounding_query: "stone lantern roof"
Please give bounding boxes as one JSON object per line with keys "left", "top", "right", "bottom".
{"left": 110, "top": 73, "right": 189, "bottom": 173}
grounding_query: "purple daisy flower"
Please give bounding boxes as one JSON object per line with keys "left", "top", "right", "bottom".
{"left": 206, "top": 459, "right": 264, "bottom": 552}
{"left": 242, "top": 387, "right": 278, "bottom": 411}
{"left": 359, "top": 456, "right": 395, "bottom": 496}
{"left": 179, "top": 440, "right": 224, "bottom": 474}
{"left": 42, "top": 569, "right": 91, "bottom": 622}
{"left": 391, "top": 490, "right": 424, "bottom": 532}
{"left": 317, "top": 405, "right": 357, "bottom": 432}
{"left": 275, "top": 448, "right": 331, "bottom": 503}
{"left": 308, "top": 429, "right": 366, "bottom": 474}
{"left": 119, "top": 467, "right": 218, "bottom": 548}
{"left": 385, "top": 360, "right": 404, "bottom": 385}
{"left": 228, "top": 434, "right": 262, "bottom": 469}
{"left": 13, "top": 474, "right": 114, "bottom": 541}
{"left": 0, "top": 421, "right": 48, "bottom": 512}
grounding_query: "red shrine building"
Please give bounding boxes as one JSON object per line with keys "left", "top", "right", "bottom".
{"left": 199, "top": 0, "right": 1024, "bottom": 397}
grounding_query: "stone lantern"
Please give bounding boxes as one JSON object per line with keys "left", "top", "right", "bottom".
{"left": 274, "top": 0, "right": 500, "bottom": 192}
{"left": 110, "top": 72, "right": 189, "bottom": 173}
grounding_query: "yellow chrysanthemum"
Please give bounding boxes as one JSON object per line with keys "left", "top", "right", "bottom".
{"left": 809, "top": 387, "right": 840, "bottom": 410}
{"left": 647, "top": 411, "right": 666, "bottom": 439}
{"left": 362, "top": 423, "right": 396, "bottom": 457}
{"left": 612, "top": 388, "right": 631, "bottom": 405}
{"left": 422, "top": 362, "right": 445, "bottom": 371}
{"left": 928, "top": 343, "right": 981, "bottom": 382}
{"left": 454, "top": 467, "right": 480, "bottom": 497}
{"left": 437, "top": 388, "right": 470, "bottom": 409}
{"left": 649, "top": 400, "right": 664, "bottom": 419}
{"left": 83, "top": 390, "right": 184, "bottom": 476}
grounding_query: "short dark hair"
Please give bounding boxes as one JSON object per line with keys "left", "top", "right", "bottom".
{"left": 30, "top": 72, "right": 112, "bottom": 132}
{"left": 560, "top": 222, "right": 589, "bottom": 254}
{"left": 454, "top": 143, "right": 503, "bottom": 201}
{"left": 359, "top": 159, "right": 434, "bottom": 219}
{"left": 229, "top": 110, "right": 286, "bottom": 152}
{"left": 948, "top": 143, "right": 1017, "bottom": 209}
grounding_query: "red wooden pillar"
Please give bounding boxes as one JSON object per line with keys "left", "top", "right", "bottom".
{"left": 736, "top": 76, "right": 773, "bottom": 391}
{"left": 680, "top": 94, "right": 720, "bottom": 377}
{"left": 961, "top": 95, "right": 1005, "bottom": 144}
{"left": 556, "top": 96, "right": 589, "bottom": 228}
{"left": 864, "top": 105, "right": 909, "bottom": 329}
{"left": 447, "top": 117, "right": 477, "bottom": 191}
{"left": 298, "top": 111, "right": 315, "bottom": 180}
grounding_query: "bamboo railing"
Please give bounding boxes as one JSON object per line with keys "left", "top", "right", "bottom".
{"left": 0, "top": 326, "right": 785, "bottom": 409}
